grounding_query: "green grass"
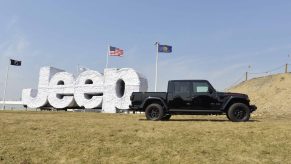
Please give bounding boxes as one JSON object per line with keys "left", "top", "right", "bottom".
{"left": 1, "top": 111, "right": 291, "bottom": 164}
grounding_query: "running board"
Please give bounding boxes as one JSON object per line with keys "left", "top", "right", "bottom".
{"left": 169, "top": 109, "right": 222, "bottom": 113}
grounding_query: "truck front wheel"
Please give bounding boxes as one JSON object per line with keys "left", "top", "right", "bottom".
{"left": 145, "top": 103, "right": 164, "bottom": 121}
{"left": 227, "top": 103, "right": 250, "bottom": 122}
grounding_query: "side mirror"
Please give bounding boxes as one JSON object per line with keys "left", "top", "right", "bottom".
{"left": 208, "top": 88, "right": 214, "bottom": 94}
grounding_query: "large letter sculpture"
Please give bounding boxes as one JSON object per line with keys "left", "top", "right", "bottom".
{"left": 22, "top": 67, "right": 64, "bottom": 108}
{"left": 74, "top": 70, "right": 104, "bottom": 109}
{"left": 22, "top": 66, "right": 148, "bottom": 112}
{"left": 103, "top": 68, "right": 148, "bottom": 113}
{"left": 47, "top": 72, "right": 76, "bottom": 109}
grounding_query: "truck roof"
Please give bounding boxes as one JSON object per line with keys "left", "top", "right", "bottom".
{"left": 168, "top": 80, "right": 210, "bottom": 83}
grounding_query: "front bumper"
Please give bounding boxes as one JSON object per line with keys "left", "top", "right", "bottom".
{"left": 250, "top": 105, "right": 257, "bottom": 112}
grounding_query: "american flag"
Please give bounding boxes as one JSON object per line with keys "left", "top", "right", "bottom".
{"left": 109, "top": 46, "right": 124, "bottom": 56}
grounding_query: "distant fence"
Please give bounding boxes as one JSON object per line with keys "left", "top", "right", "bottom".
{"left": 228, "top": 64, "right": 291, "bottom": 89}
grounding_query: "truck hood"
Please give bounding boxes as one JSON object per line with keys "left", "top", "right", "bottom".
{"left": 216, "top": 92, "right": 248, "bottom": 98}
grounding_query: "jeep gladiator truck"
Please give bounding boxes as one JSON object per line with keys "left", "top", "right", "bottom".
{"left": 129, "top": 80, "right": 256, "bottom": 122}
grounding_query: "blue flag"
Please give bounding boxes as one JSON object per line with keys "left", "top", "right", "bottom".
{"left": 158, "top": 44, "right": 172, "bottom": 53}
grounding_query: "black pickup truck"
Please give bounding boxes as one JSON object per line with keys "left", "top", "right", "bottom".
{"left": 129, "top": 80, "right": 256, "bottom": 122}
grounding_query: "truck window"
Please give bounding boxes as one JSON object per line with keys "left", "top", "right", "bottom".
{"left": 193, "top": 82, "right": 209, "bottom": 93}
{"left": 174, "top": 82, "right": 191, "bottom": 96}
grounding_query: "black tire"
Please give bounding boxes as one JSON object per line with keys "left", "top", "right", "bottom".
{"left": 227, "top": 103, "right": 250, "bottom": 122}
{"left": 226, "top": 113, "right": 230, "bottom": 120}
{"left": 145, "top": 103, "right": 164, "bottom": 121}
{"left": 161, "top": 114, "right": 172, "bottom": 121}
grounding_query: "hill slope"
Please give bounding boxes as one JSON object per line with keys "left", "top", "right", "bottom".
{"left": 228, "top": 73, "right": 291, "bottom": 116}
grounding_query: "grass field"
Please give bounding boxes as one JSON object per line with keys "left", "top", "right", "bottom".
{"left": 1, "top": 111, "right": 291, "bottom": 164}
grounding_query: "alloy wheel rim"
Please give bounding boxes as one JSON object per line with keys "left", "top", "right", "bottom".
{"left": 233, "top": 108, "right": 246, "bottom": 120}
{"left": 149, "top": 107, "right": 160, "bottom": 119}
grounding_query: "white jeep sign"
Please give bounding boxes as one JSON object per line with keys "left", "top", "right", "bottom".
{"left": 22, "top": 67, "right": 148, "bottom": 113}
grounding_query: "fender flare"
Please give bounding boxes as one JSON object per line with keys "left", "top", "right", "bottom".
{"left": 141, "top": 97, "right": 168, "bottom": 110}
{"left": 222, "top": 96, "right": 249, "bottom": 111}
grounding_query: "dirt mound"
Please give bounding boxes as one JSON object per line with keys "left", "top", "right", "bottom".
{"left": 228, "top": 73, "right": 291, "bottom": 116}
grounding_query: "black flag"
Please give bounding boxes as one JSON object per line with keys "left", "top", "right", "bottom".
{"left": 10, "top": 59, "right": 22, "bottom": 66}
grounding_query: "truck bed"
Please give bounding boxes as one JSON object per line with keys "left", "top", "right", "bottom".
{"left": 130, "top": 92, "right": 167, "bottom": 107}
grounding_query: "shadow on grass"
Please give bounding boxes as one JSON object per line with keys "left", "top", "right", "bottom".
{"left": 139, "top": 118, "right": 260, "bottom": 122}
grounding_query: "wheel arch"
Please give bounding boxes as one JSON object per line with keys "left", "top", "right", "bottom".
{"left": 223, "top": 97, "right": 249, "bottom": 112}
{"left": 141, "top": 97, "right": 168, "bottom": 111}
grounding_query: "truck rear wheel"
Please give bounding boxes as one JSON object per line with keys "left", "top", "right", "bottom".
{"left": 227, "top": 103, "right": 250, "bottom": 122}
{"left": 145, "top": 103, "right": 164, "bottom": 121}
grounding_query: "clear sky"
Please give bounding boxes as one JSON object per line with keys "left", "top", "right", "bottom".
{"left": 1, "top": 0, "right": 291, "bottom": 100}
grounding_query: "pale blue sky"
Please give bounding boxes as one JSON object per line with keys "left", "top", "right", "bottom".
{"left": 1, "top": 0, "right": 291, "bottom": 100}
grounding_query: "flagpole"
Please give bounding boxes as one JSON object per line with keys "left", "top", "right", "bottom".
{"left": 155, "top": 42, "right": 159, "bottom": 92}
{"left": 106, "top": 45, "right": 110, "bottom": 68}
{"left": 2, "top": 61, "right": 10, "bottom": 110}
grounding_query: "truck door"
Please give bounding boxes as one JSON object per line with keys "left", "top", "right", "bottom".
{"left": 191, "top": 81, "right": 220, "bottom": 110}
{"left": 168, "top": 81, "right": 192, "bottom": 110}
